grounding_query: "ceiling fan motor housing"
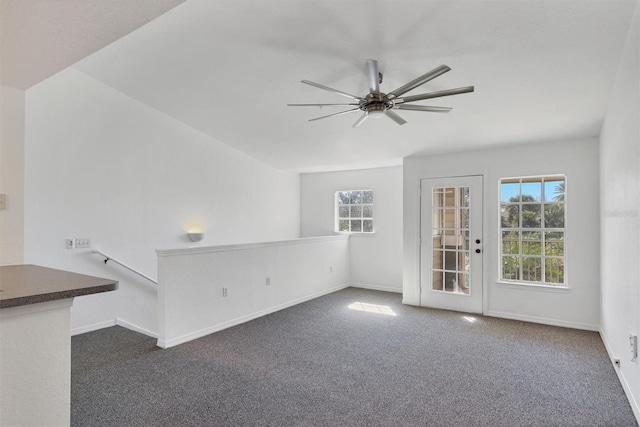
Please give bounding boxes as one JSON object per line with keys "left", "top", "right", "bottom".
{"left": 361, "top": 93, "right": 394, "bottom": 115}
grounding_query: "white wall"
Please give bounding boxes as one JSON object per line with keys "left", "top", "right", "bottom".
{"left": 24, "top": 68, "right": 300, "bottom": 336}
{"left": 300, "top": 166, "right": 403, "bottom": 292}
{"left": 599, "top": 1, "right": 640, "bottom": 419}
{"left": 157, "top": 235, "right": 350, "bottom": 348}
{"left": 404, "top": 137, "right": 601, "bottom": 330}
{"left": 0, "top": 85, "right": 25, "bottom": 265}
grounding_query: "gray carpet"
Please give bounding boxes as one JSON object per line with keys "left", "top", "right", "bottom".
{"left": 71, "top": 287, "right": 637, "bottom": 426}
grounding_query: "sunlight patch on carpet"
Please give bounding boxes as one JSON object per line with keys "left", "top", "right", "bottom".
{"left": 348, "top": 302, "right": 397, "bottom": 316}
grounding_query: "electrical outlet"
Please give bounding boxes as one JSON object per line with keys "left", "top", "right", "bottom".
{"left": 614, "top": 358, "right": 621, "bottom": 368}
{"left": 266, "top": 277, "right": 271, "bottom": 286}
{"left": 222, "top": 287, "right": 228, "bottom": 297}
{"left": 65, "top": 238, "right": 75, "bottom": 249}
{"left": 630, "top": 334, "right": 638, "bottom": 362}
{"left": 74, "top": 238, "right": 91, "bottom": 249}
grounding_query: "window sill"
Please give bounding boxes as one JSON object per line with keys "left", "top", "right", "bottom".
{"left": 496, "top": 281, "right": 570, "bottom": 293}
{"left": 333, "top": 231, "right": 376, "bottom": 236}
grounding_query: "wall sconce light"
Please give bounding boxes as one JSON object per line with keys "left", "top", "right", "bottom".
{"left": 186, "top": 225, "right": 206, "bottom": 242}
{"left": 187, "top": 232, "right": 205, "bottom": 242}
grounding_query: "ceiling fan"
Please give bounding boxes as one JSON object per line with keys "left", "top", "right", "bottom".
{"left": 288, "top": 59, "right": 474, "bottom": 127}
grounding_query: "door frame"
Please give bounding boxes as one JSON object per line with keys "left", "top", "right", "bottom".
{"left": 418, "top": 174, "right": 487, "bottom": 314}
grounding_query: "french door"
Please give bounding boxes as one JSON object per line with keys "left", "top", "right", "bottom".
{"left": 420, "top": 175, "right": 483, "bottom": 313}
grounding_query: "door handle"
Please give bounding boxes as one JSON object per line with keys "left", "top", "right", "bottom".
{"left": 475, "top": 249, "right": 481, "bottom": 254}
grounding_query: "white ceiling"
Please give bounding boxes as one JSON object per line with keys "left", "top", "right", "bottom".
{"left": 7, "top": 0, "right": 638, "bottom": 172}
{"left": 0, "top": 0, "right": 185, "bottom": 89}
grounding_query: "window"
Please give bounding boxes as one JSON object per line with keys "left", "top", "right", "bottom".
{"left": 336, "top": 190, "right": 373, "bottom": 233}
{"left": 499, "top": 175, "right": 566, "bottom": 286}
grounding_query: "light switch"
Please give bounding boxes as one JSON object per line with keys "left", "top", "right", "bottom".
{"left": 0, "top": 194, "right": 6, "bottom": 210}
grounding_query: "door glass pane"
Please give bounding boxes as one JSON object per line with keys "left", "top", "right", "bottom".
{"left": 432, "top": 208, "right": 443, "bottom": 231}
{"left": 444, "top": 188, "right": 456, "bottom": 207}
{"left": 432, "top": 186, "right": 471, "bottom": 295}
{"left": 461, "top": 208, "right": 469, "bottom": 229}
{"left": 444, "top": 272, "right": 457, "bottom": 291}
{"left": 433, "top": 250, "right": 444, "bottom": 270}
{"left": 432, "top": 270, "right": 443, "bottom": 291}
{"left": 502, "top": 231, "right": 519, "bottom": 254}
{"left": 444, "top": 208, "right": 456, "bottom": 229}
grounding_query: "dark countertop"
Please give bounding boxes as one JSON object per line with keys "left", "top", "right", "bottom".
{"left": 0, "top": 264, "right": 118, "bottom": 309}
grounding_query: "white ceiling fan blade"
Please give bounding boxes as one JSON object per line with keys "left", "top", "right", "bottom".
{"left": 309, "top": 108, "right": 361, "bottom": 122}
{"left": 387, "top": 65, "right": 451, "bottom": 99}
{"left": 301, "top": 80, "right": 363, "bottom": 101}
{"left": 352, "top": 112, "right": 369, "bottom": 128}
{"left": 398, "top": 86, "right": 475, "bottom": 103}
{"left": 385, "top": 110, "right": 407, "bottom": 125}
{"left": 366, "top": 59, "right": 380, "bottom": 94}
{"left": 396, "top": 105, "right": 452, "bottom": 113}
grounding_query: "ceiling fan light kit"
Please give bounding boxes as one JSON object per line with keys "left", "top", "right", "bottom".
{"left": 288, "top": 59, "right": 474, "bottom": 127}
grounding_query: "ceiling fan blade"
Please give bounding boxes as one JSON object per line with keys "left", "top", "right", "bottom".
{"left": 352, "top": 112, "right": 369, "bottom": 128}
{"left": 301, "top": 80, "right": 363, "bottom": 101}
{"left": 396, "top": 105, "right": 452, "bottom": 113}
{"left": 288, "top": 103, "right": 359, "bottom": 107}
{"left": 309, "top": 108, "right": 361, "bottom": 122}
{"left": 366, "top": 59, "right": 380, "bottom": 94}
{"left": 398, "top": 86, "right": 475, "bottom": 103}
{"left": 387, "top": 65, "right": 451, "bottom": 99}
{"left": 385, "top": 110, "right": 407, "bottom": 125}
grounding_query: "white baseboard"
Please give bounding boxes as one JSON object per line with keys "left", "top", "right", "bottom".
{"left": 348, "top": 283, "right": 402, "bottom": 294}
{"left": 485, "top": 310, "right": 599, "bottom": 331}
{"left": 71, "top": 319, "right": 116, "bottom": 336}
{"left": 116, "top": 318, "right": 158, "bottom": 339}
{"left": 600, "top": 329, "right": 640, "bottom": 424}
{"left": 158, "top": 284, "right": 350, "bottom": 349}
{"left": 70, "top": 318, "right": 158, "bottom": 338}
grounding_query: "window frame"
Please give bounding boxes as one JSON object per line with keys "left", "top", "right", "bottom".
{"left": 498, "top": 175, "right": 567, "bottom": 288}
{"left": 334, "top": 190, "right": 374, "bottom": 234}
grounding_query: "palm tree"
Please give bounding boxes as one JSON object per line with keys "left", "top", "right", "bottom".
{"left": 552, "top": 182, "right": 565, "bottom": 202}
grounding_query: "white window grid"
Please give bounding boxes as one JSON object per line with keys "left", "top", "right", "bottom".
{"left": 335, "top": 190, "right": 374, "bottom": 233}
{"left": 499, "top": 175, "right": 566, "bottom": 286}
